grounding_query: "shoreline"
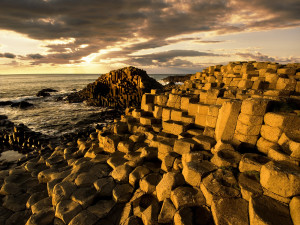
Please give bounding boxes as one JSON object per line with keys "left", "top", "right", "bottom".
{"left": 0, "top": 61, "right": 299, "bottom": 225}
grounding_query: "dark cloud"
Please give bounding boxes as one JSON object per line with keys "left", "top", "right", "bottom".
{"left": 122, "top": 50, "right": 222, "bottom": 67}
{"left": 0, "top": 52, "right": 16, "bottom": 58}
{"left": 0, "top": 0, "right": 299, "bottom": 66}
{"left": 27, "top": 53, "right": 44, "bottom": 59}
{"left": 236, "top": 52, "right": 276, "bottom": 62}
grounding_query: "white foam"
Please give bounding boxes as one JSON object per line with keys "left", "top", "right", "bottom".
{"left": 0, "top": 150, "right": 25, "bottom": 162}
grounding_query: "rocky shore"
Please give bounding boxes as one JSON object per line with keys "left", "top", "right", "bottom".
{"left": 1, "top": 61, "right": 300, "bottom": 225}
{"left": 67, "top": 67, "right": 163, "bottom": 108}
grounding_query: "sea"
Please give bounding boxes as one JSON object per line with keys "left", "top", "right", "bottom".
{"left": 0, "top": 73, "right": 176, "bottom": 137}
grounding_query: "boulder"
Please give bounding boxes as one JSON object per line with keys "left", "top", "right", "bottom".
{"left": 240, "top": 98, "right": 268, "bottom": 116}
{"left": 68, "top": 210, "right": 99, "bottom": 225}
{"left": 215, "top": 100, "right": 241, "bottom": 141}
{"left": 11, "top": 101, "right": 34, "bottom": 109}
{"left": 87, "top": 200, "right": 115, "bottom": 219}
{"left": 238, "top": 172, "right": 263, "bottom": 201}
{"left": 156, "top": 172, "right": 185, "bottom": 202}
{"left": 260, "top": 161, "right": 300, "bottom": 197}
{"left": 111, "top": 164, "right": 133, "bottom": 183}
{"left": 239, "top": 153, "right": 270, "bottom": 172}
{"left": 211, "top": 149, "right": 241, "bottom": 167}
{"left": 71, "top": 187, "right": 98, "bottom": 209}
{"left": 55, "top": 200, "right": 82, "bottom": 224}
{"left": 182, "top": 160, "right": 217, "bottom": 187}
{"left": 290, "top": 196, "right": 300, "bottom": 225}
{"left": 139, "top": 173, "right": 162, "bottom": 194}
{"left": 200, "top": 169, "right": 240, "bottom": 206}
{"left": 249, "top": 196, "right": 293, "bottom": 225}
{"left": 170, "top": 186, "right": 205, "bottom": 209}
{"left": 211, "top": 198, "right": 249, "bottom": 225}
{"left": 158, "top": 199, "right": 176, "bottom": 224}
{"left": 25, "top": 208, "right": 55, "bottom": 225}
{"left": 94, "top": 177, "right": 116, "bottom": 197}
{"left": 113, "top": 184, "right": 134, "bottom": 203}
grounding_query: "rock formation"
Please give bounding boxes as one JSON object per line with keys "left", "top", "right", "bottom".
{"left": 67, "top": 66, "right": 163, "bottom": 108}
{"left": 1, "top": 61, "right": 300, "bottom": 225}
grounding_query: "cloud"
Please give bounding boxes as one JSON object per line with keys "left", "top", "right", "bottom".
{"left": 236, "top": 52, "right": 276, "bottom": 62}
{"left": 236, "top": 52, "right": 300, "bottom": 63}
{"left": 0, "top": 0, "right": 299, "bottom": 67}
{"left": 122, "top": 49, "right": 222, "bottom": 67}
{"left": 27, "top": 53, "right": 44, "bottom": 59}
{"left": 0, "top": 52, "right": 16, "bottom": 58}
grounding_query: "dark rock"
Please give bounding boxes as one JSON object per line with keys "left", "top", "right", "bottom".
{"left": 67, "top": 66, "right": 163, "bottom": 108}
{"left": 0, "top": 101, "right": 13, "bottom": 106}
{"left": 0, "top": 115, "right": 8, "bottom": 120}
{"left": 163, "top": 74, "right": 192, "bottom": 83}
{"left": 11, "top": 101, "right": 34, "bottom": 109}
{"left": 37, "top": 88, "right": 58, "bottom": 97}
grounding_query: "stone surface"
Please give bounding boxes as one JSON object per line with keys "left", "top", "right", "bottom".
{"left": 94, "top": 177, "right": 116, "bottom": 197}
{"left": 260, "top": 160, "right": 300, "bottom": 197}
{"left": 182, "top": 160, "right": 217, "bottom": 187}
{"left": 113, "top": 184, "right": 134, "bottom": 203}
{"left": 111, "top": 164, "right": 133, "bottom": 183}
{"left": 238, "top": 172, "right": 263, "bottom": 201}
{"left": 68, "top": 210, "right": 99, "bottom": 225}
{"left": 158, "top": 198, "right": 176, "bottom": 224}
{"left": 156, "top": 172, "right": 185, "bottom": 202}
{"left": 290, "top": 196, "right": 300, "bottom": 225}
{"left": 87, "top": 200, "right": 115, "bottom": 219}
{"left": 26, "top": 208, "right": 55, "bottom": 225}
{"left": 170, "top": 186, "right": 205, "bottom": 209}
{"left": 139, "top": 173, "right": 162, "bottom": 194}
{"left": 200, "top": 169, "right": 240, "bottom": 206}
{"left": 55, "top": 200, "right": 82, "bottom": 224}
{"left": 249, "top": 196, "right": 293, "bottom": 225}
{"left": 215, "top": 100, "right": 241, "bottom": 141}
{"left": 211, "top": 198, "right": 249, "bottom": 225}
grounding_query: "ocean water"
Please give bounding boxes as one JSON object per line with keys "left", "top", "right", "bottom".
{"left": 0, "top": 73, "right": 175, "bottom": 136}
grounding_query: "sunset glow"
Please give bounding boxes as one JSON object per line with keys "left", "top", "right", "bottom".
{"left": 0, "top": 0, "right": 299, "bottom": 74}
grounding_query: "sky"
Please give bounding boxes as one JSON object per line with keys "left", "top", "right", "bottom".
{"left": 0, "top": 0, "right": 299, "bottom": 74}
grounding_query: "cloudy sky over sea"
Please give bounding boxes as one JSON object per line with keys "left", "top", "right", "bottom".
{"left": 0, "top": 0, "right": 299, "bottom": 74}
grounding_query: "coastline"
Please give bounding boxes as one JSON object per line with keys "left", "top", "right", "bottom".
{"left": 0, "top": 62, "right": 299, "bottom": 225}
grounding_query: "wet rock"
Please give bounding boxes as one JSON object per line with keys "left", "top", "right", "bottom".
{"left": 36, "top": 88, "right": 57, "bottom": 97}
{"left": 10, "top": 101, "right": 34, "bottom": 109}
